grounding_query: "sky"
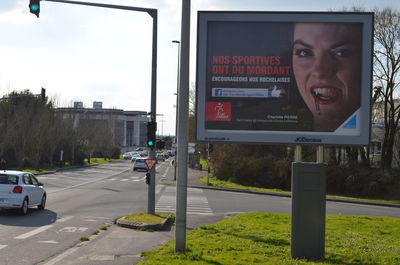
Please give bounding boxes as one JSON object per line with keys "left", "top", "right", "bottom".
{"left": 0, "top": 0, "right": 399, "bottom": 136}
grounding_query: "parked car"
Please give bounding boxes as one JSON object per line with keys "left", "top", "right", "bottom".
{"left": 130, "top": 153, "right": 141, "bottom": 162}
{"left": 133, "top": 158, "right": 148, "bottom": 172}
{"left": 156, "top": 154, "right": 165, "bottom": 162}
{"left": 123, "top": 152, "right": 132, "bottom": 160}
{"left": 0, "top": 171, "right": 46, "bottom": 215}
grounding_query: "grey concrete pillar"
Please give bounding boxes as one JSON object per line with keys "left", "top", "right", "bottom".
{"left": 291, "top": 162, "right": 326, "bottom": 260}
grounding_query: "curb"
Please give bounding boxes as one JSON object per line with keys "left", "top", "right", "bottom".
{"left": 115, "top": 214, "right": 174, "bottom": 231}
{"left": 160, "top": 179, "right": 400, "bottom": 209}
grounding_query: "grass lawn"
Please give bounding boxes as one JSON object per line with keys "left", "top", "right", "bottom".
{"left": 139, "top": 212, "right": 400, "bottom": 265}
{"left": 19, "top": 157, "right": 122, "bottom": 174}
{"left": 197, "top": 175, "right": 400, "bottom": 205}
{"left": 124, "top": 212, "right": 171, "bottom": 224}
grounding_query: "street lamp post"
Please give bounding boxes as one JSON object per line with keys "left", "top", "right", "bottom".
{"left": 172, "top": 40, "right": 181, "bottom": 181}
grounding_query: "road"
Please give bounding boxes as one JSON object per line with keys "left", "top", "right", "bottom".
{"left": 0, "top": 159, "right": 399, "bottom": 265}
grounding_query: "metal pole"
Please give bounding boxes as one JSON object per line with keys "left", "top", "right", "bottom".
{"left": 43, "top": 0, "right": 156, "bottom": 13}
{"left": 147, "top": 10, "right": 158, "bottom": 215}
{"left": 175, "top": 0, "right": 190, "bottom": 253}
{"left": 172, "top": 40, "right": 181, "bottom": 181}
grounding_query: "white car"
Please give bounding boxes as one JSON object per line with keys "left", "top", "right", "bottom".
{"left": 123, "top": 152, "right": 132, "bottom": 160}
{"left": 130, "top": 153, "right": 141, "bottom": 163}
{"left": 0, "top": 171, "right": 46, "bottom": 215}
{"left": 133, "top": 158, "right": 148, "bottom": 172}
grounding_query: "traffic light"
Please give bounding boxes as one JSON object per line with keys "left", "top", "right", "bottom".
{"left": 41, "top": 87, "right": 46, "bottom": 102}
{"left": 203, "top": 146, "right": 209, "bottom": 152}
{"left": 208, "top": 144, "right": 214, "bottom": 153}
{"left": 29, "top": 0, "right": 40, "bottom": 18}
{"left": 145, "top": 172, "right": 150, "bottom": 184}
{"left": 156, "top": 139, "right": 165, "bottom": 150}
{"left": 146, "top": 121, "right": 157, "bottom": 149}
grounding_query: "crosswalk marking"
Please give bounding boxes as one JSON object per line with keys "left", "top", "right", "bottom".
{"left": 156, "top": 187, "right": 213, "bottom": 215}
{"left": 0, "top": 245, "right": 7, "bottom": 250}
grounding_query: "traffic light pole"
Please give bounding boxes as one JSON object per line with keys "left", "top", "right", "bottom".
{"left": 39, "top": 0, "right": 158, "bottom": 214}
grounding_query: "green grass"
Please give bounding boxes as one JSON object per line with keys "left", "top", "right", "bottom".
{"left": 199, "top": 159, "right": 209, "bottom": 170}
{"left": 198, "top": 175, "right": 291, "bottom": 195}
{"left": 80, "top": 236, "right": 90, "bottom": 242}
{"left": 139, "top": 212, "right": 400, "bottom": 265}
{"left": 124, "top": 212, "right": 171, "bottom": 224}
{"left": 198, "top": 175, "right": 400, "bottom": 204}
{"left": 17, "top": 157, "right": 122, "bottom": 174}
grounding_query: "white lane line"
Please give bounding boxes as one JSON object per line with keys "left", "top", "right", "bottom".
{"left": 121, "top": 179, "right": 129, "bottom": 182}
{"left": 48, "top": 169, "right": 131, "bottom": 194}
{"left": 14, "top": 216, "right": 73, "bottom": 239}
{"left": 15, "top": 225, "right": 53, "bottom": 239}
{"left": 162, "top": 166, "right": 169, "bottom": 179}
{"left": 0, "top": 245, "right": 7, "bottom": 250}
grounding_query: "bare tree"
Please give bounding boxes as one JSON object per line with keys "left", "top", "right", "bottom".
{"left": 373, "top": 8, "right": 400, "bottom": 171}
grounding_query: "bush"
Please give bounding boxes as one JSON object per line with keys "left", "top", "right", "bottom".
{"left": 327, "top": 165, "right": 389, "bottom": 197}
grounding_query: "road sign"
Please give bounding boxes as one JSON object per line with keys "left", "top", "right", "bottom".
{"left": 144, "top": 159, "right": 157, "bottom": 171}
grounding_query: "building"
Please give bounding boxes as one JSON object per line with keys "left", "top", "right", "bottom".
{"left": 56, "top": 102, "right": 148, "bottom": 151}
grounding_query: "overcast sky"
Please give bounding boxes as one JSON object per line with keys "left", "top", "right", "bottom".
{"left": 0, "top": 0, "right": 399, "bottom": 135}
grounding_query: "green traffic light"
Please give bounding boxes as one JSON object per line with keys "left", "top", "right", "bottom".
{"left": 147, "top": 140, "right": 155, "bottom": 147}
{"left": 30, "top": 4, "right": 39, "bottom": 11}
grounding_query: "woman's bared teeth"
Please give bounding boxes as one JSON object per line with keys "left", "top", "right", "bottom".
{"left": 312, "top": 87, "right": 337, "bottom": 98}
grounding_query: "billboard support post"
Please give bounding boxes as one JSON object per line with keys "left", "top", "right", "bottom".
{"left": 295, "top": 145, "right": 302, "bottom": 162}
{"left": 317, "top": 146, "right": 324, "bottom": 163}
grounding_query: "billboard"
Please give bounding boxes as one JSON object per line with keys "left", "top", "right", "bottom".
{"left": 196, "top": 12, "right": 373, "bottom": 145}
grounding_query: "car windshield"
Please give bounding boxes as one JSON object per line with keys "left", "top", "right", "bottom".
{"left": 0, "top": 174, "right": 18, "bottom": 185}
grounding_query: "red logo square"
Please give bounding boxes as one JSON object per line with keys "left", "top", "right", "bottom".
{"left": 206, "top": 102, "right": 232, "bottom": 121}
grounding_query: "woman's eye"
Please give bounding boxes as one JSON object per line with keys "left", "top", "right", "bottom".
{"left": 332, "top": 49, "right": 352, "bottom": 58}
{"left": 294, "top": 49, "right": 313, "bottom": 57}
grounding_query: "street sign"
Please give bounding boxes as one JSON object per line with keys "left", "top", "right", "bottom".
{"left": 144, "top": 159, "right": 157, "bottom": 171}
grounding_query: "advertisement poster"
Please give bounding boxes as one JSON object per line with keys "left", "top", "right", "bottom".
{"left": 196, "top": 12, "right": 373, "bottom": 145}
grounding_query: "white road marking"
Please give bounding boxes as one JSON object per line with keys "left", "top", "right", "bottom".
{"left": 0, "top": 245, "right": 7, "bottom": 250}
{"left": 156, "top": 187, "right": 213, "bottom": 215}
{"left": 39, "top": 240, "right": 58, "bottom": 244}
{"left": 88, "top": 255, "right": 115, "bottom": 261}
{"left": 15, "top": 225, "right": 53, "bottom": 239}
{"left": 59, "top": 227, "right": 88, "bottom": 233}
{"left": 57, "top": 216, "right": 73, "bottom": 222}
{"left": 161, "top": 166, "right": 169, "bottom": 179}
{"left": 121, "top": 179, "right": 129, "bottom": 182}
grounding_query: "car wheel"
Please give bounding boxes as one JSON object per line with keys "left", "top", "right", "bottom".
{"left": 38, "top": 195, "right": 46, "bottom": 210}
{"left": 19, "top": 198, "right": 28, "bottom": 216}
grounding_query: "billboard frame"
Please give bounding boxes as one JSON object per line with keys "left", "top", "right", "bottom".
{"left": 195, "top": 11, "right": 374, "bottom": 146}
